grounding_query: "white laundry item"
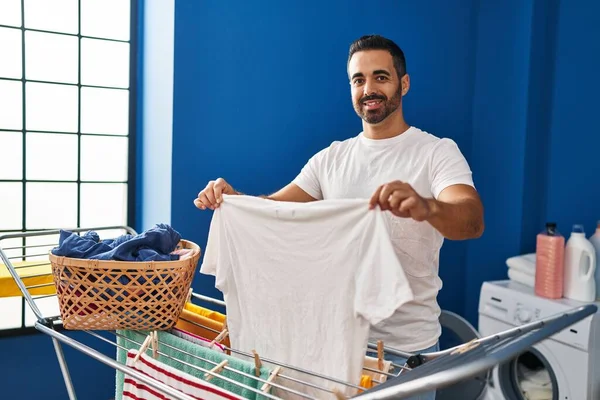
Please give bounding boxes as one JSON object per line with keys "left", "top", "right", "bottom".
{"left": 362, "top": 356, "right": 392, "bottom": 383}
{"left": 508, "top": 268, "right": 536, "bottom": 288}
{"left": 122, "top": 349, "right": 242, "bottom": 400}
{"left": 292, "top": 126, "right": 475, "bottom": 351}
{"left": 517, "top": 362, "right": 552, "bottom": 400}
{"left": 506, "top": 253, "right": 536, "bottom": 276}
{"left": 200, "top": 195, "right": 414, "bottom": 399}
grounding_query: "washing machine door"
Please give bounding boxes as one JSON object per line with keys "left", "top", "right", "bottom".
{"left": 436, "top": 310, "right": 488, "bottom": 400}
{"left": 493, "top": 342, "right": 564, "bottom": 400}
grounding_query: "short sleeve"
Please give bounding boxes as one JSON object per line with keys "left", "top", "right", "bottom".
{"left": 354, "top": 210, "right": 414, "bottom": 325}
{"left": 292, "top": 148, "right": 327, "bottom": 200}
{"left": 429, "top": 138, "right": 475, "bottom": 199}
{"left": 199, "top": 209, "right": 230, "bottom": 293}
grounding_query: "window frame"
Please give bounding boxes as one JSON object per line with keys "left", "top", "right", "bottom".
{"left": 0, "top": 0, "right": 139, "bottom": 336}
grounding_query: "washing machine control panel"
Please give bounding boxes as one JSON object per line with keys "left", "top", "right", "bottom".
{"left": 514, "top": 303, "right": 541, "bottom": 324}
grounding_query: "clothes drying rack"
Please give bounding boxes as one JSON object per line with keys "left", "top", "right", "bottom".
{"left": 1, "top": 226, "right": 597, "bottom": 400}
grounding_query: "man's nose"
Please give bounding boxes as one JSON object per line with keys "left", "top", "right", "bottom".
{"left": 363, "top": 80, "right": 376, "bottom": 96}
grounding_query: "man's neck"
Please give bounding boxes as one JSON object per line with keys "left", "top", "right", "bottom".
{"left": 362, "top": 112, "right": 410, "bottom": 140}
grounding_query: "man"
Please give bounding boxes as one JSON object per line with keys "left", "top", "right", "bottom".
{"left": 194, "top": 35, "right": 484, "bottom": 400}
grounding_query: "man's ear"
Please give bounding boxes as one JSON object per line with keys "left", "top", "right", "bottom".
{"left": 401, "top": 74, "right": 410, "bottom": 96}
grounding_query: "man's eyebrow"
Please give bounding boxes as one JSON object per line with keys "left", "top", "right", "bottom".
{"left": 373, "top": 69, "right": 391, "bottom": 76}
{"left": 350, "top": 70, "right": 391, "bottom": 80}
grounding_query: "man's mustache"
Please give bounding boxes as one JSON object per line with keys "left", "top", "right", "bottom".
{"left": 359, "top": 94, "right": 386, "bottom": 104}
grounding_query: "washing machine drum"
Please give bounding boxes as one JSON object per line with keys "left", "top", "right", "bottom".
{"left": 494, "top": 346, "right": 558, "bottom": 400}
{"left": 435, "top": 310, "right": 488, "bottom": 400}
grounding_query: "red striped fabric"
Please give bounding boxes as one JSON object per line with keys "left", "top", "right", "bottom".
{"left": 122, "top": 350, "right": 243, "bottom": 400}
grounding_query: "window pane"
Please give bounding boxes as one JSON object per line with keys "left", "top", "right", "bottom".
{"left": 0, "top": 235, "right": 24, "bottom": 260}
{"left": 81, "top": 0, "right": 130, "bottom": 41}
{"left": 81, "top": 135, "right": 128, "bottom": 181}
{"left": 26, "top": 132, "right": 78, "bottom": 181}
{"left": 25, "top": 234, "right": 60, "bottom": 261}
{"left": 0, "top": 298, "right": 22, "bottom": 329}
{"left": 25, "top": 296, "right": 60, "bottom": 326}
{"left": 0, "top": 27, "right": 22, "bottom": 79}
{"left": 26, "top": 31, "right": 78, "bottom": 84}
{"left": 0, "top": 131, "right": 23, "bottom": 179}
{"left": 81, "top": 38, "right": 129, "bottom": 88}
{"left": 80, "top": 183, "right": 127, "bottom": 228}
{"left": 26, "top": 82, "right": 78, "bottom": 132}
{"left": 0, "top": 0, "right": 22, "bottom": 27}
{"left": 24, "top": 0, "right": 78, "bottom": 34}
{"left": 81, "top": 87, "right": 128, "bottom": 135}
{"left": 26, "top": 182, "right": 77, "bottom": 229}
{"left": 0, "top": 80, "right": 22, "bottom": 130}
{"left": 0, "top": 183, "right": 22, "bottom": 230}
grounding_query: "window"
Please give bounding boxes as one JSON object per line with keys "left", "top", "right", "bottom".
{"left": 0, "top": 0, "right": 137, "bottom": 333}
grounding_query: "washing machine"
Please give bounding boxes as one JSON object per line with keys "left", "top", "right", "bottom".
{"left": 478, "top": 280, "right": 600, "bottom": 400}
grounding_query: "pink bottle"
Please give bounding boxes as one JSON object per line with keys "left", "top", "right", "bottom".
{"left": 535, "top": 222, "right": 565, "bottom": 299}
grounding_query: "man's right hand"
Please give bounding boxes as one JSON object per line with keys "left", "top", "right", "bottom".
{"left": 194, "top": 178, "right": 238, "bottom": 210}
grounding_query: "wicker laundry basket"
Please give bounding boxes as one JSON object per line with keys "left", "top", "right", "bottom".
{"left": 48, "top": 240, "right": 200, "bottom": 331}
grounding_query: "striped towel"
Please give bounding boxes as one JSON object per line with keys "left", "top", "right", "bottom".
{"left": 123, "top": 349, "right": 243, "bottom": 400}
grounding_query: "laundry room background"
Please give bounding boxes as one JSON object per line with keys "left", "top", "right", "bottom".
{"left": 1, "top": 0, "right": 599, "bottom": 399}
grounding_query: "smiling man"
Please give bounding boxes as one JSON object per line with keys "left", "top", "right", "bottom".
{"left": 195, "top": 35, "right": 484, "bottom": 400}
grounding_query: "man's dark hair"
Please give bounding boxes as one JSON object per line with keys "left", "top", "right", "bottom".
{"left": 348, "top": 35, "right": 407, "bottom": 78}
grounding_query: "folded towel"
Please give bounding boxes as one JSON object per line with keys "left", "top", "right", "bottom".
{"left": 175, "top": 309, "right": 231, "bottom": 350}
{"left": 115, "top": 330, "right": 272, "bottom": 400}
{"left": 506, "top": 253, "right": 536, "bottom": 276}
{"left": 184, "top": 302, "right": 227, "bottom": 323}
{"left": 508, "top": 268, "right": 535, "bottom": 288}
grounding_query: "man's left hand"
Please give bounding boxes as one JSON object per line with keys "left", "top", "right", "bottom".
{"left": 369, "top": 180, "right": 433, "bottom": 221}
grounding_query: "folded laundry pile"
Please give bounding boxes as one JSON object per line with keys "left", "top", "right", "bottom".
{"left": 52, "top": 223, "right": 183, "bottom": 262}
{"left": 506, "top": 253, "right": 536, "bottom": 288}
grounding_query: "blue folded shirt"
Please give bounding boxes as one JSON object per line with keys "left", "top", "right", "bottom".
{"left": 52, "top": 223, "right": 182, "bottom": 262}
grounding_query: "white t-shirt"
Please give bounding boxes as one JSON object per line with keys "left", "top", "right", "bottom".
{"left": 293, "top": 126, "right": 475, "bottom": 351}
{"left": 200, "top": 195, "right": 413, "bottom": 399}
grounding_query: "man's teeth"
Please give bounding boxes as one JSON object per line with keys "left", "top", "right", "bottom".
{"left": 364, "top": 100, "right": 381, "bottom": 105}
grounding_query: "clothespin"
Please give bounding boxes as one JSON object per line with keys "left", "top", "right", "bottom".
{"left": 252, "top": 349, "right": 262, "bottom": 377}
{"left": 151, "top": 331, "right": 158, "bottom": 359}
{"left": 451, "top": 338, "right": 480, "bottom": 355}
{"left": 209, "top": 328, "right": 229, "bottom": 349}
{"left": 377, "top": 340, "right": 384, "bottom": 371}
{"left": 204, "top": 360, "right": 228, "bottom": 381}
{"left": 332, "top": 388, "right": 347, "bottom": 400}
{"left": 260, "top": 366, "right": 282, "bottom": 393}
{"left": 133, "top": 331, "right": 157, "bottom": 364}
{"left": 186, "top": 288, "right": 193, "bottom": 304}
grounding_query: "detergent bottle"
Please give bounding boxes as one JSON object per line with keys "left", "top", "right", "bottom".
{"left": 589, "top": 221, "right": 600, "bottom": 300}
{"left": 535, "top": 222, "right": 565, "bottom": 299}
{"left": 563, "top": 224, "right": 597, "bottom": 302}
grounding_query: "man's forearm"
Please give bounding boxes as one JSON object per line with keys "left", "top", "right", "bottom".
{"left": 425, "top": 198, "right": 484, "bottom": 240}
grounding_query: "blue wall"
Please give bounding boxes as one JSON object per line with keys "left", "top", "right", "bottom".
{"left": 171, "top": 0, "right": 479, "bottom": 316}
{"left": 545, "top": 0, "right": 600, "bottom": 240}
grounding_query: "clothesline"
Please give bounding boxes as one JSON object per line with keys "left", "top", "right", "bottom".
{"left": 174, "top": 313, "right": 393, "bottom": 392}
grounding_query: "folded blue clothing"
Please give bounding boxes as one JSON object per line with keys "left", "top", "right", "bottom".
{"left": 52, "top": 223, "right": 182, "bottom": 262}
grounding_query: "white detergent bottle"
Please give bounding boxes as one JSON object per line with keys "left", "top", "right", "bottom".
{"left": 589, "top": 221, "right": 600, "bottom": 300}
{"left": 563, "top": 224, "right": 597, "bottom": 302}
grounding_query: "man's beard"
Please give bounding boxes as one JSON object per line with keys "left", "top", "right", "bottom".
{"left": 354, "top": 87, "right": 402, "bottom": 124}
